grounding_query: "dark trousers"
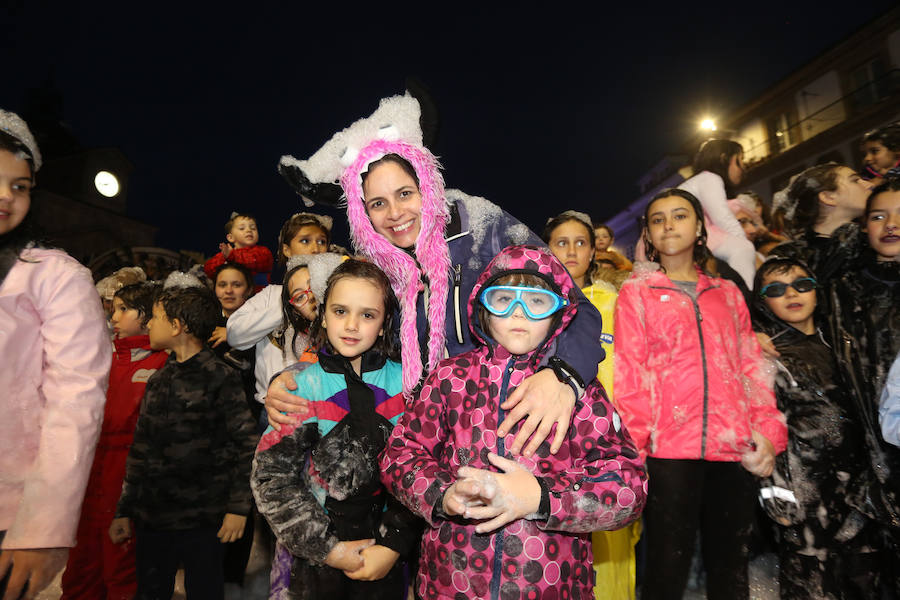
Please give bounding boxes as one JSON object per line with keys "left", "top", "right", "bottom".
{"left": 135, "top": 525, "right": 224, "bottom": 600}
{"left": 641, "top": 458, "right": 756, "bottom": 600}
{"left": 222, "top": 505, "right": 255, "bottom": 585}
{"left": 288, "top": 556, "right": 405, "bottom": 600}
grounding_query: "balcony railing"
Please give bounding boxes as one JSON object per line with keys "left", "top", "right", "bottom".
{"left": 740, "top": 67, "right": 900, "bottom": 170}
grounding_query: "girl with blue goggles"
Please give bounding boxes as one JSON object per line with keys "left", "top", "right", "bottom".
{"left": 479, "top": 285, "right": 568, "bottom": 320}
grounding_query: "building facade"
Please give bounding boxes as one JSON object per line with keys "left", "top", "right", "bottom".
{"left": 605, "top": 6, "right": 900, "bottom": 258}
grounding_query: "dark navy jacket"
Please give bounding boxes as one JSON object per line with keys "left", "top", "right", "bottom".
{"left": 423, "top": 190, "right": 605, "bottom": 386}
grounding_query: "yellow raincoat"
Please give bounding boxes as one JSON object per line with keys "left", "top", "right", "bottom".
{"left": 583, "top": 280, "right": 641, "bottom": 600}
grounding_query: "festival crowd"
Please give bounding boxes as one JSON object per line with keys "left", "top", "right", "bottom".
{"left": 1, "top": 96, "right": 900, "bottom": 600}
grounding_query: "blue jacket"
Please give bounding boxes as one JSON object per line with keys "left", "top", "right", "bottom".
{"left": 881, "top": 352, "right": 900, "bottom": 448}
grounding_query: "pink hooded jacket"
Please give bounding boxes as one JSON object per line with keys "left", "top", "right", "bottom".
{"left": 381, "top": 245, "right": 647, "bottom": 600}
{"left": 0, "top": 248, "right": 110, "bottom": 549}
{"left": 614, "top": 263, "right": 786, "bottom": 461}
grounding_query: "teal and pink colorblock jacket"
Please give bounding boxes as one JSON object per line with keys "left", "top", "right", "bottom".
{"left": 381, "top": 245, "right": 647, "bottom": 600}
{"left": 252, "top": 350, "right": 420, "bottom": 566}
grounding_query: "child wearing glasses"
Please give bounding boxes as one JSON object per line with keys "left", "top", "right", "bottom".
{"left": 751, "top": 257, "right": 882, "bottom": 598}
{"left": 381, "top": 245, "right": 647, "bottom": 600}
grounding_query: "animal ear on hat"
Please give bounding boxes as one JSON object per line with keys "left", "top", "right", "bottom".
{"left": 405, "top": 77, "right": 440, "bottom": 150}
{"left": 279, "top": 94, "right": 424, "bottom": 197}
{"left": 278, "top": 162, "right": 344, "bottom": 208}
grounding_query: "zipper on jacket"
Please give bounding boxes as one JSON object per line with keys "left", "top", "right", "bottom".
{"left": 691, "top": 292, "right": 710, "bottom": 458}
{"left": 490, "top": 356, "right": 516, "bottom": 600}
{"left": 453, "top": 264, "right": 464, "bottom": 344}
{"left": 650, "top": 284, "right": 713, "bottom": 458}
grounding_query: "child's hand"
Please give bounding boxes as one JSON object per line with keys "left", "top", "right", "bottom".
{"left": 208, "top": 326, "right": 228, "bottom": 348}
{"left": 219, "top": 242, "right": 233, "bottom": 260}
{"left": 755, "top": 332, "right": 780, "bottom": 358}
{"left": 498, "top": 368, "right": 575, "bottom": 457}
{"left": 217, "top": 513, "right": 247, "bottom": 543}
{"left": 324, "top": 539, "right": 374, "bottom": 572}
{"left": 442, "top": 478, "right": 487, "bottom": 516}
{"left": 108, "top": 517, "right": 132, "bottom": 544}
{"left": 343, "top": 545, "right": 400, "bottom": 581}
{"left": 0, "top": 548, "right": 68, "bottom": 600}
{"left": 741, "top": 430, "right": 776, "bottom": 477}
{"left": 457, "top": 452, "right": 541, "bottom": 534}
{"left": 265, "top": 371, "right": 310, "bottom": 430}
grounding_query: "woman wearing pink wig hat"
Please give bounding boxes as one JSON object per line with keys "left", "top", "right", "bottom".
{"left": 267, "top": 93, "right": 606, "bottom": 458}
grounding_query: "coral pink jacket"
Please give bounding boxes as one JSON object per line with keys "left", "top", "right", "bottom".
{"left": 0, "top": 248, "right": 111, "bottom": 549}
{"left": 614, "top": 264, "right": 786, "bottom": 462}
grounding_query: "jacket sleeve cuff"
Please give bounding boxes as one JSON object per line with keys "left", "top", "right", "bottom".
{"left": 754, "top": 421, "right": 788, "bottom": 455}
{"left": 428, "top": 481, "right": 455, "bottom": 525}
{"left": 526, "top": 477, "right": 551, "bottom": 521}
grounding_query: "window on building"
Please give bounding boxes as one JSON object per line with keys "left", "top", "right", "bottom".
{"left": 768, "top": 111, "right": 798, "bottom": 154}
{"left": 848, "top": 56, "right": 897, "bottom": 110}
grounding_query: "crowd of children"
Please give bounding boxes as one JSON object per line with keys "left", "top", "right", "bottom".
{"left": 3, "top": 98, "right": 900, "bottom": 600}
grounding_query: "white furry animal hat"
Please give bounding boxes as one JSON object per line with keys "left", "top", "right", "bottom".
{"left": 280, "top": 95, "right": 422, "bottom": 191}
{"left": 278, "top": 94, "right": 451, "bottom": 396}
{"left": 95, "top": 266, "right": 148, "bottom": 300}
{"left": 0, "top": 109, "right": 42, "bottom": 171}
{"left": 284, "top": 252, "right": 345, "bottom": 303}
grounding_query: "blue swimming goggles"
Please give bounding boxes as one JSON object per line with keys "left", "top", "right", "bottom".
{"left": 479, "top": 285, "right": 568, "bottom": 320}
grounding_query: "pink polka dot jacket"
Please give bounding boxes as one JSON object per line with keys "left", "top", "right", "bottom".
{"left": 380, "top": 245, "right": 648, "bottom": 600}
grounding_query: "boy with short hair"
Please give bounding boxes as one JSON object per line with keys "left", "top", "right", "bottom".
{"left": 109, "top": 279, "right": 258, "bottom": 599}
{"left": 204, "top": 212, "right": 274, "bottom": 292}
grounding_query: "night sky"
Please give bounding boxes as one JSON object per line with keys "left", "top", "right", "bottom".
{"left": 2, "top": 2, "right": 896, "bottom": 257}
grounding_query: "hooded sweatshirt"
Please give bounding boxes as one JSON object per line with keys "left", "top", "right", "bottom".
{"left": 381, "top": 245, "right": 647, "bottom": 600}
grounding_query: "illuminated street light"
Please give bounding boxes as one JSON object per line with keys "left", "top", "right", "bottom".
{"left": 700, "top": 119, "right": 717, "bottom": 132}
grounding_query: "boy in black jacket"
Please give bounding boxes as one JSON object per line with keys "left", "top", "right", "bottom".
{"left": 751, "top": 258, "right": 882, "bottom": 599}
{"left": 110, "top": 279, "right": 258, "bottom": 599}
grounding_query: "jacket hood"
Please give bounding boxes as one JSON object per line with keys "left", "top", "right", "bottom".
{"left": 750, "top": 289, "right": 812, "bottom": 346}
{"left": 467, "top": 245, "right": 578, "bottom": 352}
{"left": 749, "top": 257, "right": 822, "bottom": 345}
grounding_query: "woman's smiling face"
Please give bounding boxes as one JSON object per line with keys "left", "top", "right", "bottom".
{"left": 362, "top": 160, "right": 423, "bottom": 250}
